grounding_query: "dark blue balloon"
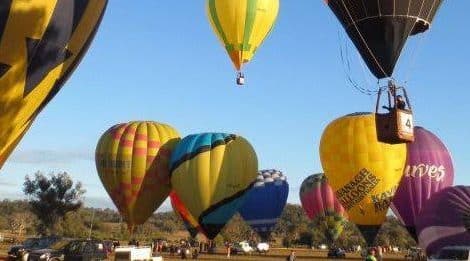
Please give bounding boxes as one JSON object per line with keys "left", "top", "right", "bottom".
{"left": 239, "top": 169, "right": 289, "bottom": 241}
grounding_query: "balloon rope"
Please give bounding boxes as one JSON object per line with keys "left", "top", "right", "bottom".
{"left": 338, "top": 30, "right": 378, "bottom": 96}
{"left": 339, "top": 0, "right": 389, "bottom": 78}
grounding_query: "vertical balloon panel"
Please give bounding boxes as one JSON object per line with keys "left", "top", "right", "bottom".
{"left": 320, "top": 113, "right": 407, "bottom": 245}
{"left": 170, "top": 191, "right": 201, "bottom": 238}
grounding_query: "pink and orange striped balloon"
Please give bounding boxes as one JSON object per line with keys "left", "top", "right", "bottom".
{"left": 95, "top": 121, "right": 180, "bottom": 230}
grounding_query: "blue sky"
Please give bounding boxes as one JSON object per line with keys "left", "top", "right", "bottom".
{"left": 0, "top": 1, "right": 468, "bottom": 212}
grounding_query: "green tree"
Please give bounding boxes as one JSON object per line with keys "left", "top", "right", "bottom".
{"left": 23, "top": 171, "right": 85, "bottom": 235}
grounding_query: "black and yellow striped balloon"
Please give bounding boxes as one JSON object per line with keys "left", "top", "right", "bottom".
{"left": 0, "top": 0, "right": 107, "bottom": 168}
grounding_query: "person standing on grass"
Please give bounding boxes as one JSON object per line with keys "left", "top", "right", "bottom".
{"left": 376, "top": 245, "right": 383, "bottom": 261}
{"left": 366, "top": 248, "right": 377, "bottom": 261}
{"left": 225, "top": 241, "right": 231, "bottom": 258}
{"left": 287, "top": 250, "right": 296, "bottom": 261}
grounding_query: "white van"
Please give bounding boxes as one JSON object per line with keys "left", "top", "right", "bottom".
{"left": 428, "top": 246, "right": 470, "bottom": 261}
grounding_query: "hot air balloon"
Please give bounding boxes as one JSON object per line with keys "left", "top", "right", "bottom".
{"left": 0, "top": 1, "right": 107, "bottom": 169}
{"left": 299, "top": 173, "right": 347, "bottom": 243}
{"left": 416, "top": 186, "right": 470, "bottom": 256}
{"left": 320, "top": 112, "right": 407, "bottom": 246}
{"left": 170, "top": 191, "right": 201, "bottom": 238}
{"left": 391, "top": 126, "right": 454, "bottom": 241}
{"left": 206, "top": 0, "right": 279, "bottom": 85}
{"left": 326, "top": 0, "right": 443, "bottom": 79}
{"left": 239, "top": 169, "right": 288, "bottom": 242}
{"left": 95, "top": 121, "right": 180, "bottom": 231}
{"left": 170, "top": 133, "right": 258, "bottom": 239}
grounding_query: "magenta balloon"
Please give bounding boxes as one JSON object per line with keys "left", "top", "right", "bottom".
{"left": 391, "top": 126, "right": 454, "bottom": 241}
{"left": 416, "top": 186, "right": 470, "bottom": 256}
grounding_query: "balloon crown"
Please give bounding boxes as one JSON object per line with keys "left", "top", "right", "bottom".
{"left": 254, "top": 169, "right": 287, "bottom": 187}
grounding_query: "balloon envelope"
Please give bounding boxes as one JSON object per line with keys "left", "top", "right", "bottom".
{"left": 326, "top": 0, "right": 442, "bottom": 78}
{"left": 170, "top": 191, "right": 201, "bottom": 238}
{"left": 0, "top": 0, "right": 107, "bottom": 168}
{"left": 95, "top": 122, "right": 180, "bottom": 229}
{"left": 391, "top": 126, "right": 454, "bottom": 241}
{"left": 300, "top": 173, "right": 347, "bottom": 242}
{"left": 170, "top": 133, "right": 258, "bottom": 239}
{"left": 416, "top": 186, "right": 470, "bottom": 256}
{"left": 239, "top": 169, "right": 288, "bottom": 241}
{"left": 320, "top": 112, "right": 407, "bottom": 245}
{"left": 207, "top": 0, "right": 279, "bottom": 71}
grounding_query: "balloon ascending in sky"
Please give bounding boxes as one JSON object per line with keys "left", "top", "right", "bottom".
{"left": 326, "top": 0, "right": 442, "bottom": 78}
{"left": 320, "top": 112, "right": 407, "bottom": 246}
{"left": 416, "top": 186, "right": 470, "bottom": 256}
{"left": 170, "top": 191, "right": 201, "bottom": 238}
{"left": 96, "top": 122, "right": 181, "bottom": 230}
{"left": 170, "top": 133, "right": 258, "bottom": 239}
{"left": 239, "top": 169, "right": 289, "bottom": 241}
{"left": 207, "top": 0, "right": 279, "bottom": 83}
{"left": 300, "top": 173, "right": 347, "bottom": 243}
{"left": 391, "top": 127, "right": 454, "bottom": 241}
{"left": 0, "top": 0, "right": 108, "bottom": 169}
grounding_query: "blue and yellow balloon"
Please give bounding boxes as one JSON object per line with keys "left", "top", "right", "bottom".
{"left": 170, "top": 133, "right": 258, "bottom": 239}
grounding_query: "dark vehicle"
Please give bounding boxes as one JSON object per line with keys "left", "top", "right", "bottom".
{"left": 28, "top": 239, "right": 107, "bottom": 261}
{"left": 8, "top": 237, "right": 60, "bottom": 261}
{"left": 327, "top": 248, "right": 346, "bottom": 259}
{"left": 8, "top": 238, "right": 40, "bottom": 260}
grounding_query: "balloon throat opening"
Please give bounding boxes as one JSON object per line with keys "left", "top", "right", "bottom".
{"left": 357, "top": 225, "right": 381, "bottom": 247}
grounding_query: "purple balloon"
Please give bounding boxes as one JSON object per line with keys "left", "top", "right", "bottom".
{"left": 416, "top": 186, "right": 470, "bottom": 256}
{"left": 391, "top": 126, "right": 454, "bottom": 240}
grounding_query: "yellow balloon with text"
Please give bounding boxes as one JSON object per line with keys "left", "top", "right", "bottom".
{"left": 319, "top": 112, "right": 406, "bottom": 245}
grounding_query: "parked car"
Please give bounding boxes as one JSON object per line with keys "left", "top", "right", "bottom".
{"left": 8, "top": 237, "right": 60, "bottom": 261}
{"left": 428, "top": 246, "right": 470, "bottom": 261}
{"left": 231, "top": 241, "right": 254, "bottom": 255}
{"left": 256, "top": 242, "right": 269, "bottom": 253}
{"left": 327, "top": 248, "right": 346, "bottom": 259}
{"left": 28, "top": 239, "right": 108, "bottom": 261}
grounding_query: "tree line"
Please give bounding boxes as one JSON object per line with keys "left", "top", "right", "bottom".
{"left": 0, "top": 171, "right": 417, "bottom": 249}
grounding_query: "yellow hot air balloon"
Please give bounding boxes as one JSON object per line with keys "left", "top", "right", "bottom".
{"left": 0, "top": 1, "right": 107, "bottom": 168}
{"left": 95, "top": 121, "right": 180, "bottom": 230}
{"left": 170, "top": 133, "right": 258, "bottom": 239}
{"left": 206, "top": 0, "right": 279, "bottom": 85}
{"left": 319, "top": 112, "right": 406, "bottom": 246}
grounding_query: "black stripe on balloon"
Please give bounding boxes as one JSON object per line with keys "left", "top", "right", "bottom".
{"left": 169, "top": 134, "right": 237, "bottom": 176}
{"left": 33, "top": 0, "right": 108, "bottom": 116}
{"left": 0, "top": 0, "right": 12, "bottom": 42}
{"left": 24, "top": 0, "right": 78, "bottom": 97}
{"left": 72, "top": 0, "right": 90, "bottom": 32}
{"left": 198, "top": 181, "right": 255, "bottom": 239}
{"left": 0, "top": 0, "right": 12, "bottom": 77}
{"left": 0, "top": 63, "right": 11, "bottom": 78}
